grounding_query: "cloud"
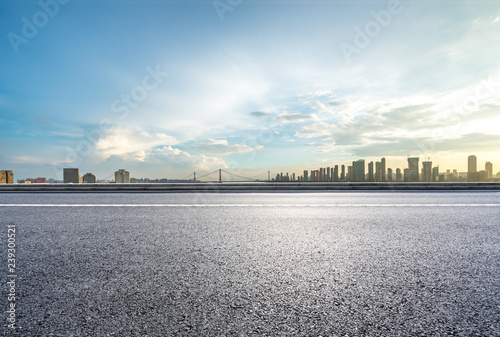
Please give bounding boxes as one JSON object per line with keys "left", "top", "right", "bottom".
{"left": 150, "top": 146, "right": 227, "bottom": 171}
{"left": 350, "top": 133, "right": 500, "bottom": 158}
{"left": 276, "top": 112, "right": 318, "bottom": 123}
{"left": 295, "top": 122, "right": 336, "bottom": 140}
{"left": 190, "top": 138, "right": 260, "bottom": 156}
{"left": 250, "top": 111, "right": 271, "bottom": 118}
{"left": 94, "top": 128, "right": 178, "bottom": 161}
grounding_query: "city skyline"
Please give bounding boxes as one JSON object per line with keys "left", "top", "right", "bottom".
{"left": 5, "top": 153, "right": 498, "bottom": 183}
{"left": 1, "top": 1, "right": 500, "bottom": 179}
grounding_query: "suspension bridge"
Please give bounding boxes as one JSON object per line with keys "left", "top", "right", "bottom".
{"left": 178, "top": 169, "right": 273, "bottom": 183}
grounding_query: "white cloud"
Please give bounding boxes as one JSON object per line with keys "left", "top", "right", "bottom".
{"left": 295, "top": 122, "right": 336, "bottom": 140}
{"left": 94, "top": 128, "right": 178, "bottom": 162}
{"left": 151, "top": 146, "right": 227, "bottom": 171}
{"left": 190, "top": 138, "right": 259, "bottom": 156}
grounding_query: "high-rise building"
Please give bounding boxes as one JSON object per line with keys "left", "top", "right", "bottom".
{"left": 485, "top": 162, "right": 493, "bottom": 179}
{"left": 63, "top": 168, "right": 80, "bottom": 183}
{"left": 333, "top": 165, "right": 339, "bottom": 182}
{"left": 115, "top": 169, "right": 130, "bottom": 183}
{"left": 303, "top": 170, "right": 309, "bottom": 182}
{"left": 468, "top": 155, "right": 477, "bottom": 173}
{"left": 422, "top": 161, "right": 432, "bottom": 182}
{"left": 468, "top": 155, "right": 478, "bottom": 182}
{"left": 83, "top": 173, "right": 96, "bottom": 183}
{"left": 396, "top": 168, "right": 402, "bottom": 182}
{"left": 407, "top": 158, "right": 419, "bottom": 182}
{"left": 432, "top": 167, "right": 439, "bottom": 182}
{"left": 368, "top": 161, "right": 374, "bottom": 182}
{"left": 403, "top": 168, "right": 410, "bottom": 182}
{"left": 375, "top": 162, "right": 381, "bottom": 182}
{"left": 347, "top": 166, "right": 353, "bottom": 181}
{"left": 352, "top": 160, "right": 365, "bottom": 182}
{"left": 387, "top": 168, "right": 393, "bottom": 182}
{"left": 479, "top": 170, "right": 488, "bottom": 182}
{"left": 340, "top": 165, "right": 345, "bottom": 181}
{"left": 0, "top": 170, "right": 14, "bottom": 184}
{"left": 380, "top": 158, "right": 386, "bottom": 182}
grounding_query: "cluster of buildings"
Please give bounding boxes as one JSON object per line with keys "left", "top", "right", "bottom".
{"left": 62, "top": 168, "right": 129, "bottom": 184}
{"left": 0, "top": 155, "right": 497, "bottom": 184}
{"left": 275, "top": 155, "right": 496, "bottom": 183}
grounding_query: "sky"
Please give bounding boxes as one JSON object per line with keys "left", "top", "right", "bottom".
{"left": 1, "top": 0, "right": 500, "bottom": 180}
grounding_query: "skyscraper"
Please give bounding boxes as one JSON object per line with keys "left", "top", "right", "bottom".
{"left": 422, "top": 161, "right": 432, "bottom": 182}
{"left": 432, "top": 167, "right": 439, "bottom": 182}
{"left": 368, "top": 161, "right": 374, "bottom": 182}
{"left": 485, "top": 162, "right": 493, "bottom": 179}
{"left": 387, "top": 168, "right": 393, "bottom": 182}
{"left": 340, "top": 165, "right": 345, "bottom": 181}
{"left": 403, "top": 168, "right": 410, "bottom": 182}
{"left": 63, "top": 168, "right": 80, "bottom": 183}
{"left": 375, "top": 161, "right": 381, "bottom": 182}
{"left": 468, "top": 155, "right": 478, "bottom": 182}
{"left": 333, "top": 165, "right": 339, "bottom": 182}
{"left": 468, "top": 155, "right": 477, "bottom": 173}
{"left": 407, "top": 158, "right": 419, "bottom": 182}
{"left": 381, "top": 157, "right": 386, "bottom": 182}
{"left": 115, "top": 169, "right": 130, "bottom": 183}
{"left": 347, "top": 166, "right": 353, "bottom": 181}
{"left": 396, "top": 168, "right": 402, "bottom": 182}
{"left": 352, "top": 160, "right": 365, "bottom": 182}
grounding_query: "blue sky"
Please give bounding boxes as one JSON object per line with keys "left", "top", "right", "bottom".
{"left": 1, "top": 0, "right": 500, "bottom": 180}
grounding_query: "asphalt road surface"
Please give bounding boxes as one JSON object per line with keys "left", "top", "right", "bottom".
{"left": 1, "top": 192, "right": 499, "bottom": 336}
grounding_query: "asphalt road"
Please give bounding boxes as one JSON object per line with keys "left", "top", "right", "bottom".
{"left": 1, "top": 192, "right": 499, "bottom": 336}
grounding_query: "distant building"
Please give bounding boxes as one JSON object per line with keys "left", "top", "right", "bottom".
{"left": 28, "top": 177, "right": 46, "bottom": 184}
{"left": 303, "top": 170, "right": 309, "bottom": 181}
{"left": 387, "top": 168, "right": 393, "bottom": 182}
{"left": 83, "top": 173, "right": 96, "bottom": 183}
{"left": 368, "top": 161, "right": 374, "bottom": 182}
{"left": 485, "top": 162, "right": 493, "bottom": 179}
{"left": 422, "top": 161, "right": 432, "bottom": 182}
{"left": 340, "top": 165, "right": 345, "bottom": 181}
{"left": 333, "top": 165, "right": 339, "bottom": 182}
{"left": 375, "top": 162, "right": 381, "bottom": 182}
{"left": 352, "top": 160, "right": 365, "bottom": 182}
{"left": 432, "top": 167, "right": 439, "bottom": 182}
{"left": 115, "top": 169, "right": 130, "bottom": 183}
{"left": 479, "top": 170, "right": 488, "bottom": 182}
{"left": 0, "top": 170, "right": 14, "bottom": 184}
{"left": 380, "top": 158, "right": 386, "bottom": 182}
{"left": 408, "top": 158, "right": 419, "bottom": 182}
{"left": 468, "top": 155, "right": 477, "bottom": 173}
{"left": 63, "top": 168, "right": 80, "bottom": 183}
{"left": 468, "top": 155, "right": 479, "bottom": 182}
{"left": 403, "top": 168, "right": 410, "bottom": 182}
{"left": 347, "top": 166, "right": 353, "bottom": 181}
{"left": 396, "top": 168, "right": 403, "bottom": 182}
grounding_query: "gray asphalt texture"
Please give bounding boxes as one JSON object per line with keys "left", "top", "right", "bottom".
{"left": 1, "top": 192, "right": 500, "bottom": 336}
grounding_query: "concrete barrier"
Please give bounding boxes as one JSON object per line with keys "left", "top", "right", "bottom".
{"left": 1, "top": 182, "right": 500, "bottom": 192}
